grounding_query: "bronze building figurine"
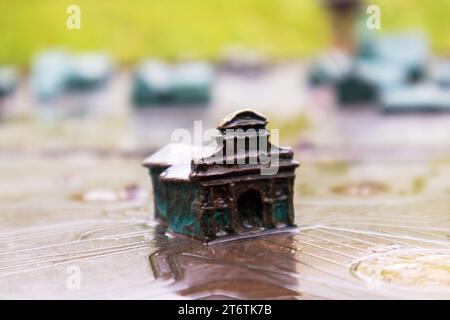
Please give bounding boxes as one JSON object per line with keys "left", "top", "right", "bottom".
{"left": 143, "top": 109, "right": 299, "bottom": 242}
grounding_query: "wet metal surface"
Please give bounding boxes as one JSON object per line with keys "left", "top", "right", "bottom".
{"left": 0, "top": 153, "right": 449, "bottom": 299}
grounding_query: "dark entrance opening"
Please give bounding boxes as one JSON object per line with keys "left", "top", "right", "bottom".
{"left": 237, "top": 189, "right": 263, "bottom": 230}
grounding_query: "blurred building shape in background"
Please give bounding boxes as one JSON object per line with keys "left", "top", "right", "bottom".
{"left": 308, "top": 19, "right": 450, "bottom": 113}
{"left": 31, "top": 50, "right": 71, "bottom": 101}
{"left": 30, "top": 50, "right": 116, "bottom": 119}
{"left": 359, "top": 32, "right": 429, "bottom": 82}
{"left": 66, "top": 53, "right": 114, "bottom": 91}
{"left": 171, "top": 62, "right": 214, "bottom": 104}
{"left": 132, "top": 60, "right": 213, "bottom": 107}
{"left": 132, "top": 60, "right": 172, "bottom": 106}
{"left": 32, "top": 50, "right": 115, "bottom": 101}
{"left": 311, "top": 0, "right": 450, "bottom": 112}
{"left": 337, "top": 32, "right": 430, "bottom": 105}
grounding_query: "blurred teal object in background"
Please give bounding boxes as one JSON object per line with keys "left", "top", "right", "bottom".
{"left": 360, "top": 32, "right": 429, "bottom": 82}
{"left": 132, "top": 60, "right": 213, "bottom": 107}
{"left": 66, "top": 53, "right": 114, "bottom": 91}
{"left": 308, "top": 50, "right": 352, "bottom": 87}
{"left": 132, "top": 60, "right": 172, "bottom": 106}
{"left": 336, "top": 59, "right": 410, "bottom": 104}
{"left": 31, "top": 50, "right": 115, "bottom": 101}
{"left": 31, "top": 50, "right": 72, "bottom": 101}
{"left": 171, "top": 62, "right": 213, "bottom": 104}
{"left": 0, "top": 66, "right": 18, "bottom": 98}
{"left": 335, "top": 71, "right": 377, "bottom": 105}
{"left": 356, "top": 60, "right": 409, "bottom": 91}
{"left": 381, "top": 83, "right": 450, "bottom": 113}
{"left": 309, "top": 31, "right": 433, "bottom": 106}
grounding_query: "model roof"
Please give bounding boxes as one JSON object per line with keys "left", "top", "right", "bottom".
{"left": 142, "top": 143, "right": 216, "bottom": 168}
{"left": 217, "top": 109, "right": 268, "bottom": 130}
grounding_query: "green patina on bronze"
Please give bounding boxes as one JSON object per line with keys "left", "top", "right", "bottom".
{"left": 143, "top": 109, "right": 299, "bottom": 242}
{"left": 149, "top": 167, "right": 169, "bottom": 220}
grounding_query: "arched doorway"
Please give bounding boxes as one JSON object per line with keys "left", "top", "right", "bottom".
{"left": 237, "top": 189, "right": 263, "bottom": 230}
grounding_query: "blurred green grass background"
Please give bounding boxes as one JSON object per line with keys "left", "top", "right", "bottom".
{"left": 1, "top": 0, "right": 450, "bottom": 65}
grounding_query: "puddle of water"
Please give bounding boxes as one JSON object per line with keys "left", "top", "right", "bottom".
{"left": 351, "top": 247, "right": 450, "bottom": 293}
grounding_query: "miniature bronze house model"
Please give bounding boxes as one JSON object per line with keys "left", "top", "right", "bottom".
{"left": 143, "top": 109, "right": 299, "bottom": 241}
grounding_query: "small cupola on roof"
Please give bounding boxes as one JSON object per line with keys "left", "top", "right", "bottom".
{"left": 194, "top": 109, "right": 275, "bottom": 169}
{"left": 217, "top": 109, "right": 268, "bottom": 132}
